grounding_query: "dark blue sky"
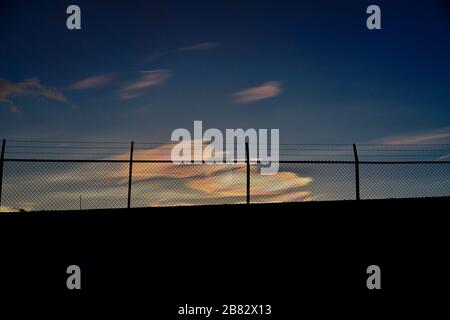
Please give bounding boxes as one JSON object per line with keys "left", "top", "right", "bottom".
{"left": 1, "top": 0, "right": 449, "bottom": 144}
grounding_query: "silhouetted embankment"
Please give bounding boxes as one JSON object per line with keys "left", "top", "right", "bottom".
{"left": 0, "top": 197, "right": 448, "bottom": 315}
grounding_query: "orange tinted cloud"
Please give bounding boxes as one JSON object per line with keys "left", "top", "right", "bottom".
{"left": 109, "top": 142, "right": 312, "bottom": 204}
{"left": 4, "top": 142, "right": 313, "bottom": 210}
{"left": 188, "top": 166, "right": 312, "bottom": 198}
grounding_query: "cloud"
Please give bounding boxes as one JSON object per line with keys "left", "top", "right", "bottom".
{"left": 105, "top": 141, "right": 312, "bottom": 205}
{"left": 107, "top": 140, "right": 232, "bottom": 180}
{"left": 232, "top": 81, "right": 282, "bottom": 103}
{"left": 2, "top": 141, "right": 313, "bottom": 210}
{"left": 70, "top": 74, "right": 115, "bottom": 90}
{"left": 377, "top": 127, "right": 450, "bottom": 144}
{"left": 148, "top": 42, "right": 219, "bottom": 60}
{"left": 123, "top": 70, "right": 171, "bottom": 91}
{"left": 188, "top": 167, "right": 312, "bottom": 198}
{"left": 0, "top": 78, "right": 66, "bottom": 112}
{"left": 177, "top": 42, "right": 219, "bottom": 52}
{"left": 120, "top": 70, "right": 171, "bottom": 100}
{"left": 0, "top": 206, "right": 24, "bottom": 213}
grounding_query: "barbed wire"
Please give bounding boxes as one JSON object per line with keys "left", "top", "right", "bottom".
{"left": 1, "top": 139, "right": 450, "bottom": 162}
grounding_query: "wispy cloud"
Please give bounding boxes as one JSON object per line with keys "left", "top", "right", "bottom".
{"left": 377, "top": 126, "right": 450, "bottom": 144}
{"left": 0, "top": 78, "right": 66, "bottom": 112}
{"left": 148, "top": 42, "right": 219, "bottom": 60}
{"left": 177, "top": 42, "right": 219, "bottom": 52}
{"left": 120, "top": 69, "right": 171, "bottom": 100}
{"left": 232, "top": 81, "right": 282, "bottom": 104}
{"left": 70, "top": 74, "right": 115, "bottom": 90}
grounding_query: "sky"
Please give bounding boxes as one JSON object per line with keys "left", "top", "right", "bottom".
{"left": 1, "top": 0, "right": 450, "bottom": 144}
{"left": 1, "top": 0, "right": 450, "bottom": 210}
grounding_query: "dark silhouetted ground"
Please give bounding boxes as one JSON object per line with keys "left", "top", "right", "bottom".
{"left": 0, "top": 197, "right": 448, "bottom": 316}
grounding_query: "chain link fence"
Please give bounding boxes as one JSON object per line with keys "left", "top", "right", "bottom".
{"left": 0, "top": 139, "right": 449, "bottom": 211}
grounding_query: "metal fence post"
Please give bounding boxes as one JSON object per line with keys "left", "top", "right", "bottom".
{"left": 245, "top": 141, "right": 250, "bottom": 204}
{"left": 0, "top": 139, "right": 5, "bottom": 208}
{"left": 127, "top": 141, "right": 134, "bottom": 209}
{"left": 352, "top": 143, "right": 360, "bottom": 200}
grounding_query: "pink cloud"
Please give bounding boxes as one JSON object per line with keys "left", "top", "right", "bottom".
{"left": 148, "top": 42, "right": 219, "bottom": 60}
{"left": 120, "top": 70, "right": 171, "bottom": 99}
{"left": 70, "top": 74, "right": 115, "bottom": 90}
{"left": 378, "top": 127, "right": 450, "bottom": 144}
{"left": 233, "top": 81, "right": 282, "bottom": 103}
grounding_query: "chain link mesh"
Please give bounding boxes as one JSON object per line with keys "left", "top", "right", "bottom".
{"left": 131, "top": 162, "right": 246, "bottom": 207}
{"left": 2, "top": 160, "right": 448, "bottom": 211}
{"left": 2, "top": 161, "right": 127, "bottom": 211}
{"left": 360, "top": 162, "right": 450, "bottom": 199}
{"left": 0, "top": 141, "right": 449, "bottom": 211}
{"left": 250, "top": 162, "right": 356, "bottom": 203}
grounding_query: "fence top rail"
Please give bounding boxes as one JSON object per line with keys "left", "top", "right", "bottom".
{"left": 2, "top": 158, "right": 450, "bottom": 165}
{"left": 4, "top": 139, "right": 450, "bottom": 147}
{"left": 3, "top": 140, "right": 449, "bottom": 163}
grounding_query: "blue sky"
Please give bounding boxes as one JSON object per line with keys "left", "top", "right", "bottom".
{"left": 1, "top": 0, "right": 450, "bottom": 144}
